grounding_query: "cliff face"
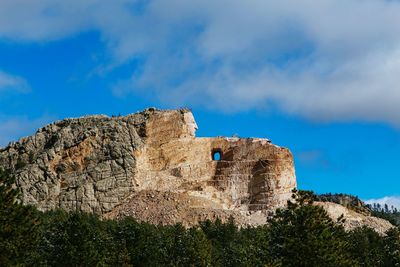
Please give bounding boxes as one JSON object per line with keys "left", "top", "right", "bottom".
{"left": 0, "top": 108, "right": 296, "bottom": 225}
{"left": 0, "top": 108, "right": 392, "bottom": 231}
{"left": 316, "top": 202, "right": 393, "bottom": 235}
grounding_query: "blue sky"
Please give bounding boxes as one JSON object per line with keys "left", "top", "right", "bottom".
{"left": 0, "top": 0, "right": 400, "bottom": 206}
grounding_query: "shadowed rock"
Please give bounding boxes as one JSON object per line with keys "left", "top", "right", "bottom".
{"left": 0, "top": 108, "right": 392, "bottom": 232}
{"left": 0, "top": 108, "right": 295, "bottom": 225}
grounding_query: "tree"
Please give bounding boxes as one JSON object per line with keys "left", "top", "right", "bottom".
{"left": 38, "top": 210, "right": 117, "bottom": 266}
{"left": 200, "top": 217, "right": 240, "bottom": 266}
{"left": 0, "top": 168, "right": 41, "bottom": 266}
{"left": 385, "top": 204, "right": 389, "bottom": 213}
{"left": 267, "top": 189, "right": 353, "bottom": 267}
{"left": 383, "top": 227, "right": 400, "bottom": 266}
{"left": 347, "top": 226, "right": 385, "bottom": 266}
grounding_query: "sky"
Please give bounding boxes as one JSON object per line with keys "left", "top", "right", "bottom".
{"left": 0, "top": 0, "right": 399, "bottom": 207}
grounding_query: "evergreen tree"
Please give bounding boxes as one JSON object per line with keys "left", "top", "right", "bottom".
{"left": 383, "top": 227, "right": 400, "bottom": 266}
{"left": 1, "top": 172, "right": 399, "bottom": 267}
{"left": 267, "top": 190, "right": 353, "bottom": 267}
{"left": 38, "top": 210, "right": 114, "bottom": 266}
{"left": 347, "top": 226, "right": 385, "bottom": 266}
{"left": 200, "top": 217, "right": 242, "bottom": 266}
{"left": 0, "top": 168, "right": 41, "bottom": 266}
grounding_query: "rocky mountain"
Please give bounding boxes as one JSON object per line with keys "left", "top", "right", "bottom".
{"left": 316, "top": 193, "right": 371, "bottom": 215}
{"left": 316, "top": 202, "right": 393, "bottom": 235}
{"left": 0, "top": 108, "right": 393, "bottom": 232}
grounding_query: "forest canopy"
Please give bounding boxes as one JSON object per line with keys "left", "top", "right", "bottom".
{"left": 1, "top": 169, "right": 400, "bottom": 267}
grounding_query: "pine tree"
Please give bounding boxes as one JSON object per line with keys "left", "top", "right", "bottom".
{"left": 0, "top": 168, "right": 41, "bottom": 266}
{"left": 347, "top": 226, "right": 386, "bottom": 266}
{"left": 383, "top": 227, "right": 400, "bottom": 266}
{"left": 267, "top": 189, "right": 353, "bottom": 267}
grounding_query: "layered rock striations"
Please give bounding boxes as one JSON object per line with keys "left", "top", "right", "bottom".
{"left": 0, "top": 108, "right": 296, "bottom": 225}
{"left": 0, "top": 108, "right": 393, "bottom": 232}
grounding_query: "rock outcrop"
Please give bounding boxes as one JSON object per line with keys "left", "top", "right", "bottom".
{"left": 0, "top": 108, "right": 296, "bottom": 225}
{"left": 0, "top": 108, "right": 393, "bottom": 231}
{"left": 316, "top": 202, "right": 393, "bottom": 235}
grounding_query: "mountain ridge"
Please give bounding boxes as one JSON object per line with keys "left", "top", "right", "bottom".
{"left": 0, "top": 108, "right": 392, "bottom": 232}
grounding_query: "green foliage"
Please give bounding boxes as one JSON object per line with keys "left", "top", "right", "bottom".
{"left": 316, "top": 192, "right": 371, "bottom": 214}
{"left": 1, "top": 182, "right": 400, "bottom": 266}
{"left": 318, "top": 192, "right": 400, "bottom": 226}
{"left": 200, "top": 217, "right": 272, "bottom": 266}
{"left": 383, "top": 227, "right": 400, "bottom": 266}
{"left": 0, "top": 168, "right": 41, "bottom": 266}
{"left": 371, "top": 210, "right": 400, "bottom": 227}
{"left": 267, "top": 189, "right": 353, "bottom": 267}
{"left": 345, "top": 226, "right": 400, "bottom": 266}
{"left": 15, "top": 158, "right": 27, "bottom": 170}
{"left": 346, "top": 226, "right": 385, "bottom": 266}
{"left": 37, "top": 210, "right": 119, "bottom": 266}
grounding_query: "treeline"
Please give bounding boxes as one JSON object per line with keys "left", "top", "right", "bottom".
{"left": 368, "top": 203, "right": 399, "bottom": 213}
{"left": 314, "top": 191, "right": 400, "bottom": 227}
{"left": 367, "top": 204, "right": 400, "bottom": 227}
{"left": 315, "top": 193, "right": 370, "bottom": 214}
{"left": 1, "top": 169, "right": 400, "bottom": 266}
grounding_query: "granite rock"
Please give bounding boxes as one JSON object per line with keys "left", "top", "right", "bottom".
{"left": 0, "top": 108, "right": 392, "bottom": 231}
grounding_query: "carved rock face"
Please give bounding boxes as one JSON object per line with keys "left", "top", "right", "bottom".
{"left": 0, "top": 108, "right": 296, "bottom": 225}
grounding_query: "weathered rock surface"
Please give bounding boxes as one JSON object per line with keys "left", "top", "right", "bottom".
{"left": 0, "top": 108, "right": 296, "bottom": 225}
{"left": 0, "top": 108, "right": 393, "bottom": 231}
{"left": 316, "top": 202, "right": 394, "bottom": 235}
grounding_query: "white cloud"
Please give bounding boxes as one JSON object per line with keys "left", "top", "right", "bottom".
{"left": 365, "top": 196, "right": 400, "bottom": 211}
{"left": 1, "top": 1, "right": 400, "bottom": 125}
{"left": 0, "top": 115, "right": 54, "bottom": 147}
{"left": 296, "top": 150, "right": 330, "bottom": 168}
{"left": 0, "top": 71, "right": 29, "bottom": 92}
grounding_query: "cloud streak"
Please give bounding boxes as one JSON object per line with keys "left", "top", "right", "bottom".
{"left": 0, "top": 71, "right": 29, "bottom": 92}
{"left": 365, "top": 196, "right": 400, "bottom": 210}
{"left": 1, "top": 1, "right": 400, "bottom": 125}
{"left": 0, "top": 115, "right": 54, "bottom": 147}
